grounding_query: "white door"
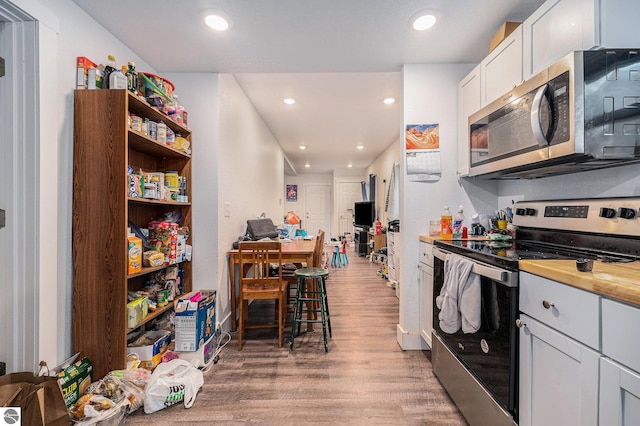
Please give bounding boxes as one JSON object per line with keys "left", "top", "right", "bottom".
{"left": 303, "top": 184, "right": 331, "bottom": 237}
{"left": 336, "top": 181, "right": 361, "bottom": 238}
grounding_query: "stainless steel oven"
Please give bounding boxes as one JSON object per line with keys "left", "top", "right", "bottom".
{"left": 431, "top": 246, "right": 518, "bottom": 426}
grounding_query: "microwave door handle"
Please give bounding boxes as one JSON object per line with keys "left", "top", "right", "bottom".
{"left": 530, "top": 84, "right": 549, "bottom": 147}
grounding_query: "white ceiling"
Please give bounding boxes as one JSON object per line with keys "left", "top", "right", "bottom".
{"left": 71, "top": 0, "right": 545, "bottom": 174}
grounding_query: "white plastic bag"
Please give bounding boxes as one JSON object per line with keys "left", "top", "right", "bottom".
{"left": 143, "top": 359, "right": 204, "bottom": 414}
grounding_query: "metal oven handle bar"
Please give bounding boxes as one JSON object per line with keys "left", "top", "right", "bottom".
{"left": 432, "top": 246, "right": 517, "bottom": 287}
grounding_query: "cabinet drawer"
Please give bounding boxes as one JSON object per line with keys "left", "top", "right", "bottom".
{"left": 419, "top": 242, "right": 433, "bottom": 267}
{"left": 602, "top": 299, "right": 640, "bottom": 373}
{"left": 520, "top": 272, "right": 600, "bottom": 350}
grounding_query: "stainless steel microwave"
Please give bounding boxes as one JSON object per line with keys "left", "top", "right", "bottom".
{"left": 468, "top": 50, "right": 640, "bottom": 179}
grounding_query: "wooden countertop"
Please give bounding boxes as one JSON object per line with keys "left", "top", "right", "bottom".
{"left": 520, "top": 259, "right": 640, "bottom": 306}
{"left": 419, "top": 234, "right": 491, "bottom": 244}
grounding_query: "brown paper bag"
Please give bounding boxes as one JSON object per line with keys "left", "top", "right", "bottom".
{"left": 0, "top": 372, "right": 70, "bottom": 425}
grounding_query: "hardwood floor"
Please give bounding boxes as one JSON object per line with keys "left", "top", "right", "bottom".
{"left": 126, "top": 248, "right": 467, "bottom": 425}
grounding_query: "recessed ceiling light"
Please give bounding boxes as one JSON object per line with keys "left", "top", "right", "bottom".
{"left": 304, "top": 163, "right": 311, "bottom": 168}
{"left": 348, "top": 163, "right": 353, "bottom": 168}
{"left": 383, "top": 97, "right": 396, "bottom": 105}
{"left": 409, "top": 10, "right": 440, "bottom": 31}
{"left": 299, "top": 145, "right": 307, "bottom": 150}
{"left": 202, "top": 10, "right": 232, "bottom": 31}
{"left": 283, "top": 98, "right": 296, "bottom": 105}
{"left": 356, "top": 145, "right": 364, "bottom": 150}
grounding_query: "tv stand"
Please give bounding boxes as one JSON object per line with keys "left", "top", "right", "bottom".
{"left": 354, "top": 228, "right": 369, "bottom": 257}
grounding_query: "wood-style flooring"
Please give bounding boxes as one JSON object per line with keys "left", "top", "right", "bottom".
{"left": 126, "top": 248, "right": 467, "bottom": 425}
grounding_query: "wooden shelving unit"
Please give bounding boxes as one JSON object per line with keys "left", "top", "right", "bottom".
{"left": 72, "top": 89, "right": 192, "bottom": 378}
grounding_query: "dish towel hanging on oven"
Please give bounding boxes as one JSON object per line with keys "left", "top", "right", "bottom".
{"left": 435, "top": 253, "right": 481, "bottom": 334}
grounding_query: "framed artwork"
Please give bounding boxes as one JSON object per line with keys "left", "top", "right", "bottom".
{"left": 286, "top": 184, "right": 298, "bottom": 202}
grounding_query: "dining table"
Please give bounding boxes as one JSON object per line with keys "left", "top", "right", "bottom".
{"left": 227, "top": 239, "right": 316, "bottom": 331}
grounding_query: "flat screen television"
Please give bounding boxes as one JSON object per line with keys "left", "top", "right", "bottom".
{"left": 354, "top": 201, "right": 375, "bottom": 228}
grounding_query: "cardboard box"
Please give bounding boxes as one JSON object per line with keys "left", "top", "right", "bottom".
{"left": 127, "top": 296, "right": 148, "bottom": 329}
{"left": 174, "top": 290, "right": 216, "bottom": 352}
{"left": 127, "top": 330, "right": 171, "bottom": 370}
{"left": 76, "top": 56, "right": 97, "bottom": 90}
{"left": 489, "top": 22, "right": 521, "bottom": 53}
{"left": 57, "top": 357, "right": 93, "bottom": 408}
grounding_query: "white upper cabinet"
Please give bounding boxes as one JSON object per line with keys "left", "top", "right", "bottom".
{"left": 456, "top": 65, "right": 481, "bottom": 177}
{"left": 523, "top": 0, "right": 640, "bottom": 79}
{"left": 481, "top": 25, "right": 523, "bottom": 106}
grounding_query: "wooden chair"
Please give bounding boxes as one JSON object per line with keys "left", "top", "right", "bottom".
{"left": 237, "top": 241, "right": 288, "bottom": 350}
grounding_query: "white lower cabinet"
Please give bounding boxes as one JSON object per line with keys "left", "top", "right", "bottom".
{"left": 418, "top": 241, "right": 433, "bottom": 348}
{"left": 518, "top": 313, "right": 600, "bottom": 426}
{"left": 599, "top": 298, "right": 640, "bottom": 425}
{"left": 600, "top": 358, "right": 640, "bottom": 425}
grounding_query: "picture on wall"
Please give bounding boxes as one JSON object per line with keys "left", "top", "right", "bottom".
{"left": 286, "top": 184, "right": 298, "bottom": 202}
{"left": 405, "top": 123, "right": 441, "bottom": 182}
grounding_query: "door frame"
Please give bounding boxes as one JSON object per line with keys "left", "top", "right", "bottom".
{"left": 0, "top": 1, "right": 39, "bottom": 372}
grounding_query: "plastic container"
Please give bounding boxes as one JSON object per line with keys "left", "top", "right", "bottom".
{"left": 109, "top": 66, "right": 127, "bottom": 90}
{"left": 440, "top": 206, "right": 452, "bottom": 239}
{"left": 429, "top": 220, "right": 440, "bottom": 236}
{"left": 452, "top": 206, "right": 465, "bottom": 239}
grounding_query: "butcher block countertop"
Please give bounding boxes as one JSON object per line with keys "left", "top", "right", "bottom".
{"left": 519, "top": 259, "right": 640, "bottom": 307}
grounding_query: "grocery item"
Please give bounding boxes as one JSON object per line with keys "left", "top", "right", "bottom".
{"left": 440, "top": 206, "right": 452, "bottom": 239}
{"left": 109, "top": 65, "right": 127, "bottom": 89}
{"left": 126, "top": 61, "right": 138, "bottom": 94}
{"left": 102, "top": 54, "right": 117, "bottom": 89}
{"left": 452, "top": 206, "right": 465, "bottom": 239}
{"left": 127, "top": 231, "right": 142, "bottom": 274}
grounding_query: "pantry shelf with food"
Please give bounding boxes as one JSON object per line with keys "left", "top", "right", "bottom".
{"left": 72, "top": 88, "right": 193, "bottom": 379}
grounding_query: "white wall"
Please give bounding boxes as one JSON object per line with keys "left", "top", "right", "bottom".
{"left": 398, "top": 63, "right": 500, "bottom": 350}
{"left": 366, "top": 138, "right": 401, "bottom": 226}
{"left": 215, "top": 74, "right": 285, "bottom": 329}
{"left": 496, "top": 163, "right": 640, "bottom": 205}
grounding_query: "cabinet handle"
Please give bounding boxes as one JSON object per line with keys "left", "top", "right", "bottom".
{"left": 542, "top": 300, "right": 555, "bottom": 309}
{"left": 515, "top": 318, "right": 526, "bottom": 328}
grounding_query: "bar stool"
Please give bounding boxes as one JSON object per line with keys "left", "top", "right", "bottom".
{"left": 289, "top": 267, "right": 332, "bottom": 352}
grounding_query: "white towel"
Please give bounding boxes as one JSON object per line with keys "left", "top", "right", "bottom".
{"left": 435, "top": 254, "right": 481, "bottom": 334}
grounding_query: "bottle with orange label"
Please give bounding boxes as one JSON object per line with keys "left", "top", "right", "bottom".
{"left": 440, "top": 206, "right": 452, "bottom": 239}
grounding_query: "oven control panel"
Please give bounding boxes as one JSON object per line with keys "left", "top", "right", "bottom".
{"left": 512, "top": 197, "right": 640, "bottom": 236}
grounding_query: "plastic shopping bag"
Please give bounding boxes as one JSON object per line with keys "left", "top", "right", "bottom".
{"left": 143, "top": 359, "right": 204, "bottom": 414}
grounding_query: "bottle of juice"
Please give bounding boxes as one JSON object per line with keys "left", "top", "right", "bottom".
{"left": 440, "top": 206, "right": 452, "bottom": 239}
{"left": 452, "top": 206, "right": 465, "bottom": 239}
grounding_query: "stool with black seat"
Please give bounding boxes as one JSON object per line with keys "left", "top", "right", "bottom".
{"left": 237, "top": 240, "right": 288, "bottom": 350}
{"left": 289, "top": 230, "right": 333, "bottom": 352}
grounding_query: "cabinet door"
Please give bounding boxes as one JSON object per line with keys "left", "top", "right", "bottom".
{"left": 600, "top": 358, "right": 640, "bottom": 426}
{"left": 522, "top": 0, "right": 598, "bottom": 78}
{"left": 419, "top": 262, "right": 433, "bottom": 348}
{"left": 456, "top": 65, "right": 481, "bottom": 177}
{"left": 481, "top": 26, "right": 523, "bottom": 106}
{"left": 519, "top": 314, "right": 600, "bottom": 426}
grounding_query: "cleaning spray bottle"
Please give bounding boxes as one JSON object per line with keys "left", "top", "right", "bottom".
{"left": 452, "top": 206, "right": 465, "bottom": 239}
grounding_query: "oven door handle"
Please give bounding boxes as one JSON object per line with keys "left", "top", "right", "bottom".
{"left": 432, "top": 246, "right": 516, "bottom": 286}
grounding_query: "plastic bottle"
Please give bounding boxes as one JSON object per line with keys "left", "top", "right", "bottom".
{"left": 440, "top": 206, "right": 453, "bottom": 239}
{"left": 102, "top": 55, "right": 117, "bottom": 89}
{"left": 126, "top": 61, "right": 138, "bottom": 94}
{"left": 452, "top": 206, "right": 465, "bottom": 239}
{"left": 109, "top": 66, "right": 127, "bottom": 90}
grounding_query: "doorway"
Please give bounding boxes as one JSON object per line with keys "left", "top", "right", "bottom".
{"left": 335, "top": 179, "right": 362, "bottom": 238}
{"left": 303, "top": 184, "right": 331, "bottom": 237}
{"left": 0, "top": 1, "right": 39, "bottom": 373}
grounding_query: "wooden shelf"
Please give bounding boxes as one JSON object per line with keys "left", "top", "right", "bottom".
{"left": 72, "top": 89, "right": 193, "bottom": 378}
{"left": 126, "top": 302, "right": 174, "bottom": 334}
